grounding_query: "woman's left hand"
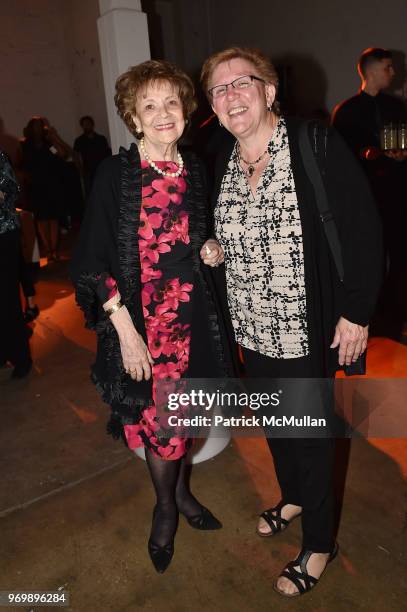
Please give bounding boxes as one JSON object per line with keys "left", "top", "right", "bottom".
{"left": 330, "top": 316, "right": 368, "bottom": 366}
{"left": 200, "top": 239, "right": 224, "bottom": 267}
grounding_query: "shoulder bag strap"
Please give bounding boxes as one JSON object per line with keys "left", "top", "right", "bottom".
{"left": 299, "top": 121, "right": 344, "bottom": 282}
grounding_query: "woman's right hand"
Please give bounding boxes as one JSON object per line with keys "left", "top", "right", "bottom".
{"left": 110, "top": 306, "right": 154, "bottom": 381}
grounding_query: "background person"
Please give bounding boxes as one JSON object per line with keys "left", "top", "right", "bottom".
{"left": 73, "top": 115, "right": 111, "bottom": 200}
{"left": 332, "top": 47, "right": 407, "bottom": 339}
{"left": 18, "top": 117, "right": 73, "bottom": 261}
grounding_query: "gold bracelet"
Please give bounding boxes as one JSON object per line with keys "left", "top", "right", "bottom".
{"left": 105, "top": 301, "right": 123, "bottom": 316}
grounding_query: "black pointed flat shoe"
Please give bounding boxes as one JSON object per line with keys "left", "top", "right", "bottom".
{"left": 148, "top": 538, "right": 174, "bottom": 574}
{"left": 184, "top": 506, "right": 222, "bottom": 530}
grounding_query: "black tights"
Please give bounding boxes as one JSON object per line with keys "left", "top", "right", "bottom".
{"left": 145, "top": 451, "right": 204, "bottom": 545}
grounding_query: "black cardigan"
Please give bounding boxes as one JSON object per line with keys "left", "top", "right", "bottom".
{"left": 210, "top": 117, "right": 383, "bottom": 377}
{"left": 70, "top": 144, "right": 236, "bottom": 410}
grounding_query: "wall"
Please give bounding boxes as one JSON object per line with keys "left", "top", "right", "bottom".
{"left": 0, "top": 0, "right": 109, "bottom": 160}
{"left": 0, "top": 0, "right": 77, "bottom": 156}
{"left": 62, "top": 0, "right": 109, "bottom": 143}
{"left": 205, "top": 0, "right": 407, "bottom": 114}
{"left": 146, "top": 0, "right": 407, "bottom": 116}
{"left": 143, "top": 0, "right": 212, "bottom": 79}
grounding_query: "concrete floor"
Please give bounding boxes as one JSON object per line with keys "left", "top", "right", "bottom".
{"left": 1, "top": 254, "right": 406, "bottom": 612}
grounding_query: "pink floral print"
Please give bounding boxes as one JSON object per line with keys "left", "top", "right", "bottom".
{"left": 139, "top": 209, "right": 162, "bottom": 240}
{"left": 123, "top": 160, "right": 193, "bottom": 460}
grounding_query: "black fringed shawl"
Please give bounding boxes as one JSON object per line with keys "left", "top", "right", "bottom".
{"left": 70, "top": 144, "right": 237, "bottom": 410}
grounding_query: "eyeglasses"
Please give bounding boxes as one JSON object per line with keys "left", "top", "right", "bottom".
{"left": 208, "top": 75, "right": 265, "bottom": 99}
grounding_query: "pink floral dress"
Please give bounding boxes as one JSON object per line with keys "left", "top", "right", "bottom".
{"left": 100, "top": 161, "right": 193, "bottom": 460}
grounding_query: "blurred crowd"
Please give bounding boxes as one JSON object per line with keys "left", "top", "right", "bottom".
{"left": 0, "top": 114, "right": 110, "bottom": 377}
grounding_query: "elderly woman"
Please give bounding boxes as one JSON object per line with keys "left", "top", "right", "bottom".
{"left": 71, "top": 60, "right": 231, "bottom": 574}
{"left": 201, "top": 47, "right": 382, "bottom": 596}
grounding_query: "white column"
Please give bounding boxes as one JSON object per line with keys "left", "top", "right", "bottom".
{"left": 97, "top": 0, "right": 150, "bottom": 153}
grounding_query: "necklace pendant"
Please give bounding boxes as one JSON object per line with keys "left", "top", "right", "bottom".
{"left": 247, "top": 165, "right": 255, "bottom": 177}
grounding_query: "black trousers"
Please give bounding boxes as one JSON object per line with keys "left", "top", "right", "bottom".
{"left": 0, "top": 230, "right": 31, "bottom": 368}
{"left": 241, "top": 346, "right": 335, "bottom": 553}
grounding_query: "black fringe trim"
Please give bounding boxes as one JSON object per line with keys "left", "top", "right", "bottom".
{"left": 106, "top": 413, "right": 128, "bottom": 444}
{"left": 84, "top": 145, "right": 152, "bottom": 408}
{"left": 74, "top": 271, "right": 103, "bottom": 331}
{"left": 118, "top": 144, "right": 144, "bottom": 315}
{"left": 183, "top": 152, "right": 208, "bottom": 272}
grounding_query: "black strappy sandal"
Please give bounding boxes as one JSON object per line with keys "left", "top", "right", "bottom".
{"left": 273, "top": 542, "right": 339, "bottom": 597}
{"left": 256, "top": 501, "right": 301, "bottom": 538}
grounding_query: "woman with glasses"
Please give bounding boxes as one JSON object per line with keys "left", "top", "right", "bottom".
{"left": 201, "top": 47, "right": 382, "bottom": 597}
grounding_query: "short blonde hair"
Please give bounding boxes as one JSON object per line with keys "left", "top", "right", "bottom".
{"left": 115, "top": 60, "right": 197, "bottom": 137}
{"left": 201, "top": 46, "right": 279, "bottom": 113}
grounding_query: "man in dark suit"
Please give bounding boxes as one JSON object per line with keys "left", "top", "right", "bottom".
{"left": 333, "top": 48, "right": 407, "bottom": 340}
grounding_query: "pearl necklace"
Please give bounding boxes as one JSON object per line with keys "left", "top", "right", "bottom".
{"left": 140, "top": 138, "right": 184, "bottom": 178}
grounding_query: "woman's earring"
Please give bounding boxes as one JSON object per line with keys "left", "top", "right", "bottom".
{"left": 132, "top": 116, "right": 143, "bottom": 139}
{"left": 267, "top": 103, "right": 273, "bottom": 112}
{"left": 219, "top": 119, "right": 223, "bottom": 127}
